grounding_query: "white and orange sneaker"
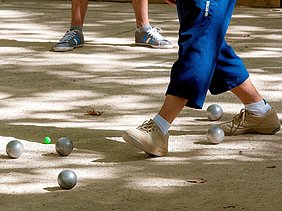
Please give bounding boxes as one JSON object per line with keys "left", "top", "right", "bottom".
{"left": 218, "top": 108, "right": 281, "bottom": 136}
{"left": 122, "top": 119, "right": 169, "bottom": 156}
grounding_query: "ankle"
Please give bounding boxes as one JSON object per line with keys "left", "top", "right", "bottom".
{"left": 244, "top": 99, "right": 272, "bottom": 116}
{"left": 136, "top": 24, "right": 152, "bottom": 33}
{"left": 153, "top": 114, "right": 170, "bottom": 135}
{"left": 70, "top": 25, "right": 82, "bottom": 32}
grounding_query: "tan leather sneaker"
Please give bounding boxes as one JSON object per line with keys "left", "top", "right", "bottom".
{"left": 122, "top": 119, "right": 169, "bottom": 156}
{"left": 218, "top": 108, "right": 281, "bottom": 136}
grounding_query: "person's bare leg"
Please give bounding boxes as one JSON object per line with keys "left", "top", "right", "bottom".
{"left": 132, "top": 0, "right": 150, "bottom": 28}
{"left": 157, "top": 78, "right": 264, "bottom": 125}
{"left": 53, "top": 0, "right": 88, "bottom": 51}
{"left": 158, "top": 95, "right": 188, "bottom": 124}
{"left": 230, "top": 78, "right": 263, "bottom": 104}
{"left": 71, "top": 0, "right": 89, "bottom": 27}
{"left": 132, "top": 0, "right": 173, "bottom": 48}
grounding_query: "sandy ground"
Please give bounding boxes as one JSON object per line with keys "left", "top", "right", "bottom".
{"left": 0, "top": 1, "right": 282, "bottom": 210}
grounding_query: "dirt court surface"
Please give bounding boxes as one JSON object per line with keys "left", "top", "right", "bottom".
{"left": 0, "top": 1, "right": 282, "bottom": 210}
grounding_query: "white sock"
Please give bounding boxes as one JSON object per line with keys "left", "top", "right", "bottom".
{"left": 153, "top": 114, "right": 171, "bottom": 135}
{"left": 244, "top": 99, "right": 271, "bottom": 116}
{"left": 137, "top": 24, "right": 152, "bottom": 33}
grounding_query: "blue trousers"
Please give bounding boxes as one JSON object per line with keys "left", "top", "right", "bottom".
{"left": 166, "top": 0, "right": 249, "bottom": 109}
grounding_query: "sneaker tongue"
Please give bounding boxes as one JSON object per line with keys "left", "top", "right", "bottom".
{"left": 147, "top": 28, "right": 164, "bottom": 41}
{"left": 138, "top": 120, "right": 154, "bottom": 131}
{"left": 60, "top": 32, "right": 75, "bottom": 42}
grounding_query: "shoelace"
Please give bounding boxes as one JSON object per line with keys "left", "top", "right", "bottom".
{"left": 228, "top": 109, "right": 249, "bottom": 134}
{"left": 137, "top": 119, "right": 157, "bottom": 133}
{"left": 58, "top": 30, "right": 78, "bottom": 43}
{"left": 146, "top": 27, "right": 165, "bottom": 41}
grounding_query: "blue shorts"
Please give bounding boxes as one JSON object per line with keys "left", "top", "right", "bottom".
{"left": 166, "top": 0, "right": 249, "bottom": 109}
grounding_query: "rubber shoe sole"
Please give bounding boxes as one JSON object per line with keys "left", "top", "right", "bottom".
{"left": 135, "top": 42, "right": 173, "bottom": 49}
{"left": 122, "top": 131, "right": 168, "bottom": 157}
{"left": 53, "top": 44, "right": 84, "bottom": 52}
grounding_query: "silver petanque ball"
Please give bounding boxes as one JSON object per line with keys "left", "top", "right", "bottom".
{"left": 6, "top": 140, "right": 24, "bottom": 159}
{"left": 57, "top": 170, "right": 77, "bottom": 189}
{"left": 55, "top": 137, "right": 73, "bottom": 156}
{"left": 207, "top": 126, "right": 225, "bottom": 144}
{"left": 206, "top": 104, "right": 223, "bottom": 121}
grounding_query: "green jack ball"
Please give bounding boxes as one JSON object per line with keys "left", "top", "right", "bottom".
{"left": 44, "top": 136, "right": 52, "bottom": 144}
